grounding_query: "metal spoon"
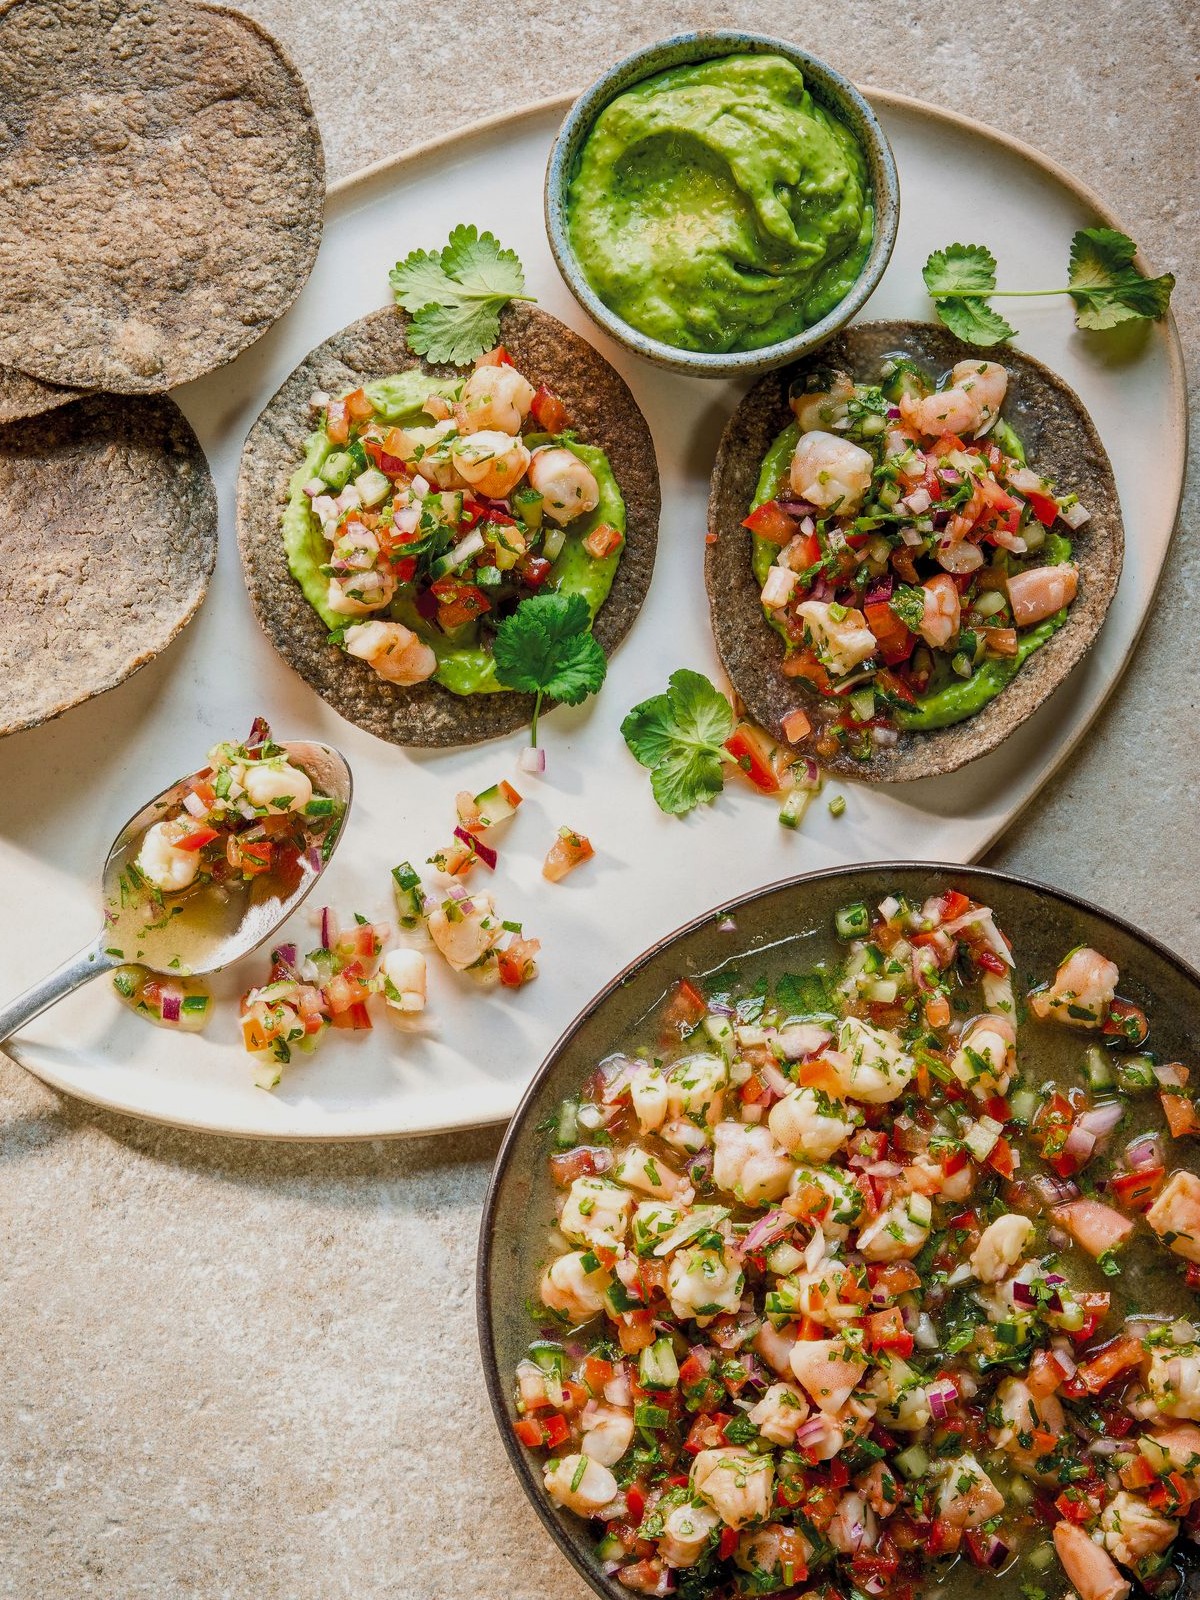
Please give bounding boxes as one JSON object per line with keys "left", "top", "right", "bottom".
{"left": 0, "top": 740, "right": 353, "bottom": 1045}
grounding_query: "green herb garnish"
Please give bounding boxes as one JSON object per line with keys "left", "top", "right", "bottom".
{"left": 389, "top": 224, "right": 536, "bottom": 365}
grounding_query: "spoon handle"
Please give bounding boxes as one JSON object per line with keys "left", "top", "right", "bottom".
{"left": 0, "top": 936, "right": 115, "bottom": 1046}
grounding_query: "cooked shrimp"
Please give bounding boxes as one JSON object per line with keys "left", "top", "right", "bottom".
{"left": 1054, "top": 1520, "right": 1131, "bottom": 1600}
{"left": 580, "top": 1403, "right": 635, "bottom": 1468}
{"left": 379, "top": 947, "right": 426, "bottom": 1013}
{"left": 1100, "top": 1492, "right": 1176, "bottom": 1568}
{"left": 690, "top": 1448, "right": 774, "bottom": 1527}
{"left": 1029, "top": 947, "right": 1119, "bottom": 1028}
{"left": 900, "top": 360, "right": 1008, "bottom": 439}
{"left": 389, "top": 419, "right": 464, "bottom": 488}
{"left": 136, "top": 819, "right": 201, "bottom": 893}
{"left": 1146, "top": 1347, "right": 1200, "bottom": 1419}
{"left": 936, "top": 1454, "right": 1006, "bottom": 1528}
{"left": 934, "top": 536, "right": 985, "bottom": 574}
{"left": 712, "top": 1121, "right": 793, "bottom": 1205}
{"left": 790, "top": 430, "right": 874, "bottom": 514}
{"left": 527, "top": 446, "right": 600, "bottom": 525}
{"left": 748, "top": 1383, "right": 810, "bottom": 1446}
{"left": 612, "top": 1144, "right": 680, "bottom": 1200}
{"left": 450, "top": 430, "right": 531, "bottom": 498}
{"left": 789, "top": 1336, "right": 868, "bottom": 1414}
{"left": 768, "top": 1086, "right": 855, "bottom": 1163}
{"left": 460, "top": 363, "right": 535, "bottom": 434}
{"left": 789, "top": 1164, "right": 865, "bottom": 1237}
{"left": 1052, "top": 1198, "right": 1135, "bottom": 1260}
{"left": 790, "top": 371, "right": 856, "bottom": 432}
{"left": 1146, "top": 1171, "right": 1200, "bottom": 1263}
{"left": 326, "top": 567, "right": 396, "bottom": 616}
{"left": 1008, "top": 563, "right": 1079, "bottom": 627}
{"left": 796, "top": 600, "right": 878, "bottom": 677}
{"left": 918, "top": 573, "right": 961, "bottom": 649}
{"left": 829, "top": 1016, "right": 916, "bottom": 1103}
{"left": 667, "top": 1244, "right": 744, "bottom": 1322}
{"left": 540, "top": 1250, "right": 611, "bottom": 1322}
{"left": 755, "top": 1318, "right": 798, "bottom": 1378}
{"left": 543, "top": 1453, "right": 618, "bottom": 1515}
{"left": 992, "top": 1376, "right": 1066, "bottom": 1478}
{"left": 784, "top": 1260, "right": 862, "bottom": 1327}
{"left": 666, "top": 1054, "right": 728, "bottom": 1124}
{"left": 856, "top": 1192, "right": 933, "bottom": 1262}
{"left": 659, "top": 1500, "right": 722, "bottom": 1568}
{"left": 559, "top": 1177, "right": 633, "bottom": 1252}
{"left": 950, "top": 1013, "right": 1015, "bottom": 1098}
{"left": 630, "top": 1064, "right": 669, "bottom": 1133}
{"left": 343, "top": 620, "right": 438, "bottom": 686}
{"left": 426, "top": 892, "right": 502, "bottom": 971}
{"left": 733, "top": 1526, "right": 812, "bottom": 1582}
{"left": 970, "top": 1214, "right": 1035, "bottom": 1283}
{"left": 829, "top": 1491, "right": 877, "bottom": 1555}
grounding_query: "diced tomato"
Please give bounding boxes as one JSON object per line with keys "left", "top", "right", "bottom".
{"left": 1187, "top": 1263, "right": 1200, "bottom": 1292}
{"left": 343, "top": 387, "right": 374, "bottom": 423}
{"left": 718, "top": 1527, "right": 739, "bottom": 1562}
{"left": 325, "top": 970, "right": 371, "bottom": 1016}
{"left": 176, "top": 825, "right": 220, "bottom": 851}
{"left": 529, "top": 384, "right": 571, "bottom": 433}
{"left": 431, "top": 577, "right": 491, "bottom": 631}
{"left": 513, "top": 1417, "right": 546, "bottom": 1448}
{"left": 498, "top": 936, "right": 540, "bottom": 989}
{"left": 741, "top": 499, "right": 797, "bottom": 545}
{"left": 474, "top": 346, "right": 514, "bottom": 369}
{"left": 1109, "top": 1166, "right": 1165, "bottom": 1209}
{"left": 866, "top": 1308, "right": 913, "bottom": 1355}
{"left": 782, "top": 646, "right": 834, "bottom": 695}
{"left": 724, "top": 722, "right": 782, "bottom": 794}
{"left": 683, "top": 1412, "right": 733, "bottom": 1455}
{"left": 1027, "top": 489, "right": 1060, "bottom": 528}
{"left": 1055, "top": 1490, "right": 1097, "bottom": 1524}
{"left": 1162, "top": 1093, "right": 1200, "bottom": 1138}
{"left": 924, "top": 993, "right": 951, "bottom": 1029}
{"left": 325, "top": 398, "right": 349, "bottom": 445}
{"left": 227, "top": 835, "right": 273, "bottom": 877}
{"left": 794, "top": 1058, "right": 845, "bottom": 1100}
{"left": 1076, "top": 1336, "right": 1144, "bottom": 1395}
{"left": 583, "top": 522, "right": 624, "bottom": 560}
{"left": 987, "top": 1136, "right": 1017, "bottom": 1179}
{"left": 188, "top": 778, "right": 216, "bottom": 811}
{"left": 864, "top": 600, "right": 915, "bottom": 666}
{"left": 516, "top": 555, "right": 552, "bottom": 588}
{"left": 782, "top": 707, "right": 812, "bottom": 743}
{"left": 874, "top": 665, "right": 917, "bottom": 706}
{"left": 663, "top": 979, "right": 707, "bottom": 1032}
{"left": 1102, "top": 998, "right": 1150, "bottom": 1047}
{"left": 1148, "top": 1472, "right": 1196, "bottom": 1514}
{"left": 549, "top": 1147, "right": 607, "bottom": 1185}
{"left": 625, "top": 1484, "right": 646, "bottom": 1526}
{"left": 1121, "top": 1454, "right": 1157, "bottom": 1492}
{"left": 543, "top": 827, "right": 594, "bottom": 883}
{"left": 868, "top": 1262, "right": 921, "bottom": 1299}
{"left": 981, "top": 626, "right": 1019, "bottom": 658}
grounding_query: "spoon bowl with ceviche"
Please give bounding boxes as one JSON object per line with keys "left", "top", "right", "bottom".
{"left": 0, "top": 718, "right": 351, "bottom": 1046}
{"left": 478, "top": 865, "right": 1200, "bottom": 1600}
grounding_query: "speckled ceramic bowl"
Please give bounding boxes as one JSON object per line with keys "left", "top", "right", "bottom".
{"left": 477, "top": 862, "right": 1200, "bottom": 1600}
{"left": 544, "top": 32, "right": 900, "bottom": 378}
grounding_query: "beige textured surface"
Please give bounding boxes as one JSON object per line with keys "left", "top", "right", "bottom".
{"left": 0, "top": 3, "right": 1196, "bottom": 1597}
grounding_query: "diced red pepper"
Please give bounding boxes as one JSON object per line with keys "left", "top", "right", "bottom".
{"left": 987, "top": 1136, "right": 1016, "bottom": 1179}
{"left": 724, "top": 723, "right": 783, "bottom": 794}
{"left": 582, "top": 522, "right": 624, "bottom": 560}
{"left": 625, "top": 1484, "right": 646, "bottom": 1527}
{"left": 431, "top": 577, "right": 491, "bottom": 631}
{"left": 718, "top": 1527, "right": 739, "bottom": 1562}
{"left": 513, "top": 1417, "right": 545, "bottom": 1448}
{"left": 1027, "top": 489, "right": 1059, "bottom": 528}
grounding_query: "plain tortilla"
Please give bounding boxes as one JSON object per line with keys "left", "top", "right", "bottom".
{"left": 0, "top": 394, "right": 217, "bottom": 737}
{"left": 0, "top": 0, "right": 325, "bottom": 393}
{"left": 237, "top": 303, "right": 661, "bottom": 747}
{"left": 0, "top": 366, "right": 80, "bottom": 424}
{"left": 706, "top": 320, "right": 1123, "bottom": 783}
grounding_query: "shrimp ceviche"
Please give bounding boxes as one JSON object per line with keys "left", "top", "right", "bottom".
{"left": 290, "top": 351, "right": 625, "bottom": 694}
{"left": 745, "top": 355, "right": 1089, "bottom": 754}
{"left": 513, "top": 889, "right": 1200, "bottom": 1600}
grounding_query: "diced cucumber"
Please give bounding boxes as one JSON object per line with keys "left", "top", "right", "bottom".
{"left": 1028, "top": 1542, "right": 1056, "bottom": 1570}
{"left": 429, "top": 528, "right": 486, "bottom": 580}
{"left": 639, "top": 1337, "right": 679, "bottom": 1392}
{"left": 1117, "top": 1055, "right": 1157, "bottom": 1092}
{"left": 764, "top": 1240, "right": 805, "bottom": 1276}
{"left": 848, "top": 687, "right": 876, "bottom": 723}
{"left": 555, "top": 1098, "right": 579, "bottom": 1150}
{"left": 703, "top": 1013, "right": 735, "bottom": 1050}
{"left": 895, "top": 1444, "right": 929, "bottom": 1480}
{"left": 1008, "top": 1476, "right": 1034, "bottom": 1507}
{"left": 596, "top": 1534, "right": 625, "bottom": 1561}
{"left": 180, "top": 995, "right": 210, "bottom": 1016}
{"left": 861, "top": 978, "right": 898, "bottom": 1004}
{"left": 542, "top": 525, "right": 566, "bottom": 561}
{"left": 1084, "top": 1046, "right": 1116, "bottom": 1091}
{"left": 1008, "top": 1088, "right": 1040, "bottom": 1126}
{"left": 835, "top": 902, "right": 870, "bottom": 941}
{"left": 511, "top": 486, "right": 543, "bottom": 532}
{"left": 964, "top": 1115, "right": 1004, "bottom": 1163}
{"left": 779, "top": 786, "right": 815, "bottom": 830}
{"left": 529, "top": 1341, "right": 567, "bottom": 1378}
{"left": 319, "top": 450, "right": 355, "bottom": 490}
{"left": 475, "top": 564, "right": 504, "bottom": 587}
{"left": 353, "top": 467, "right": 391, "bottom": 508}
{"left": 474, "top": 782, "right": 521, "bottom": 828}
{"left": 391, "top": 861, "right": 425, "bottom": 927}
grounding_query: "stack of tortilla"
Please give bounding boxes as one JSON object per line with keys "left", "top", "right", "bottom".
{"left": 0, "top": 0, "right": 326, "bottom": 737}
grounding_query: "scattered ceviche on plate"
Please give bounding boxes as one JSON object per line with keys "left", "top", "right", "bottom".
{"left": 510, "top": 888, "right": 1200, "bottom": 1600}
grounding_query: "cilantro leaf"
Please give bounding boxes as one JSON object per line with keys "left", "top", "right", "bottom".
{"left": 388, "top": 224, "right": 534, "bottom": 366}
{"left": 621, "top": 669, "right": 735, "bottom": 816}
{"left": 923, "top": 242, "right": 999, "bottom": 299}
{"left": 931, "top": 295, "right": 1017, "bottom": 347}
{"left": 1068, "top": 228, "right": 1175, "bottom": 330}
{"left": 889, "top": 584, "right": 926, "bottom": 633}
{"left": 492, "top": 591, "right": 606, "bottom": 746}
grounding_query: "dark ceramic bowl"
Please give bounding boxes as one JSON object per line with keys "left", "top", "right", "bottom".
{"left": 477, "top": 862, "right": 1200, "bottom": 1600}
{"left": 544, "top": 32, "right": 900, "bottom": 378}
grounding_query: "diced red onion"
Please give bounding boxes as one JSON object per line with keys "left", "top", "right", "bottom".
{"left": 274, "top": 944, "right": 298, "bottom": 971}
{"left": 246, "top": 715, "right": 271, "bottom": 752}
{"left": 865, "top": 574, "right": 895, "bottom": 605}
{"left": 182, "top": 790, "right": 208, "bottom": 819}
{"left": 1031, "top": 1173, "right": 1079, "bottom": 1206}
{"left": 760, "top": 1061, "right": 792, "bottom": 1099}
{"left": 453, "top": 825, "right": 497, "bottom": 870}
{"left": 309, "top": 389, "right": 330, "bottom": 410}
{"left": 743, "top": 1209, "right": 794, "bottom": 1253}
{"left": 866, "top": 1160, "right": 904, "bottom": 1178}
{"left": 1126, "top": 1132, "right": 1164, "bottom": 1170}
{"left": 931, "top": 508, "right": 952, "bottom": 531}
{"left": 1062, "top": 1124, "right": 1098, "bottom": 1166}
{"left": 160, "top": 989, "right": 182, "bottom": 1023}
{"left": 305, "top": 845, "right": 323, "bottom": 873}
{"left": 601, "top": 1057, "right": 640, "bottom": 1104}
{"left": 1076, "top": 1102, "right": 1125, "bottom": 1140}
{"left": 319, "top": 907, "right": 336, "bottom": 948}
{"left": 938, "top": 467, "right": 963, "bottom": 487}
{"left": 1013, "top": 1280, "right": 1062, "bottom": 1313}
{"left": 518, "top": 746, "right": 546, "bottom": 775}
{"left": 981, "top": 1534, "right": 1010, "bottom": 1569}
{"left": 1153, "top": 1061, "right": 1188, "bottom": 1089}
{"left": 1061, "top": 501, "right": 1091, "bottom": 530}
{"left": 717, "top": 917, "right": 738, "bottom": 934}
{"left": 927, "top": 1379, "right": 958, "bottom": 1420}
{"left": 776, "top": 496, "right": 819, "bottom": 517}
{"left": 794, "top": 1414, "right": 843, "bottom": 1459}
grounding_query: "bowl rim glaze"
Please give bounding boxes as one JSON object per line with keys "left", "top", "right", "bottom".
{"left": 543, "top": 31, "right": 902, "bottom": 378}
{"left": 476, "top": 859, "right": 1200, "bottom": 1600}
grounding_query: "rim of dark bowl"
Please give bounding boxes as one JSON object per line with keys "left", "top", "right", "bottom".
{"left": 544, "top": 31, "right": 901, "bottom": 378}
{"left": 476, "top": 859, "right": 1200, "bottom": 1600}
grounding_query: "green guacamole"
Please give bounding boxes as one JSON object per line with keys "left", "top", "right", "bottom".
{"left": 567, "top": 54, "right": 873, "bottom": 354}
{"left": 748, "top": 423, "right": 1070, "bottom": 730}
{"left": 282, "top": 375, "right": 625, "bottom": 697}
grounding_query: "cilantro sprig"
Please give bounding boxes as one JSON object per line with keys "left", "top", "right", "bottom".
{"left": 922, "top": 229, "right": 1174, "bottom": 347}
{"left": 492, "top": 591, "right": 606, "bottom": 749}
{"left": 621, "top": 669, "right": 737, "bottom": 816}
{"left": 389, "top": 224, "right": 536, "bottom": 365}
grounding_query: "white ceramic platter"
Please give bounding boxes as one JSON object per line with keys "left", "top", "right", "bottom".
{"left": 0, "top": 92, "right": 1185, "bottom": 1138}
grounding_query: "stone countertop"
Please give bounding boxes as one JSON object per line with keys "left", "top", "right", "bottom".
{"left": 1, "top": 3, "right": 1196, "bottom": 1596}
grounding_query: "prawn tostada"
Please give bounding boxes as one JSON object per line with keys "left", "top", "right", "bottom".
{"left": 237, "top": 304, "right": 659, "bottom": 747}
{"left": 706, "top": 322, "right": 1123, "bottom": 782}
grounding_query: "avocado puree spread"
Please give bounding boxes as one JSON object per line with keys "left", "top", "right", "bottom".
{"left": 282, "top": 374, "right": 625, "bottom": 697}
{"left": 748, "top": 422, "right": 1070, "bottom": 731}
{"left": 567, "top": 54, "right": 873, "bottom": 354}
